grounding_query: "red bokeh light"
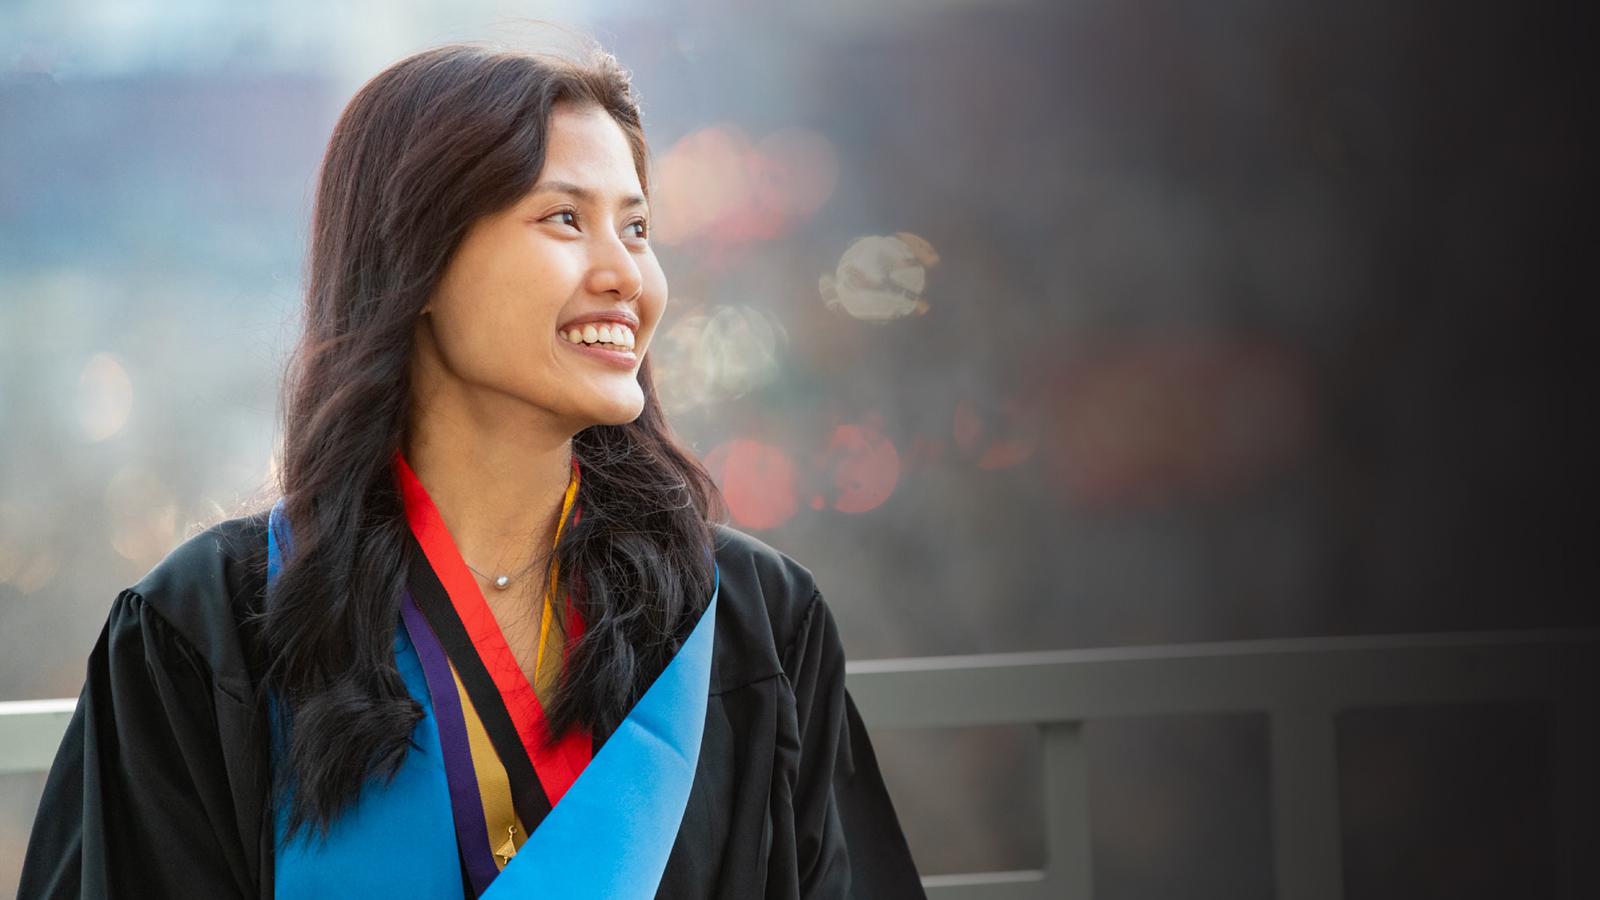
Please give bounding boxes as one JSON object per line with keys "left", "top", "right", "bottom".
{"left": 818, "top": 423, "right": 901, "bottom": 514}
{"left": 704, "top": 438, "right": 799, "bottom": 530}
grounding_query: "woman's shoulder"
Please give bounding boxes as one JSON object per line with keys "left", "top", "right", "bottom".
{"left": 121, "top": 508, "right": 272, "bottom": 691}
{"left": 707, "top": 521, "right": 828, "bottom": 691}
{"left": 117, "top": 514, "right": 829, "bottom": 695}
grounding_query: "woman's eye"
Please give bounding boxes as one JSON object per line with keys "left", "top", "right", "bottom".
{"left": 543, "top": 209, "right": 647, "bottom": 241}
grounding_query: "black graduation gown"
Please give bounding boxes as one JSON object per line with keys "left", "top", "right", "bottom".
{"left": 17, "top": 512, "right": 926, "bottom": 899}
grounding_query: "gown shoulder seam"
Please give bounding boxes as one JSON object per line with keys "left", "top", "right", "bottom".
{"left": 776, "top": 586, "right": 826, "bottom": 665}
{"left": 119, "top": 586, "right": 246, "bottom": 705}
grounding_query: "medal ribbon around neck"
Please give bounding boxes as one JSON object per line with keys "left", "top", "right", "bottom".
{"left": 393, "top": 449, "right": 593, "bottom": 803}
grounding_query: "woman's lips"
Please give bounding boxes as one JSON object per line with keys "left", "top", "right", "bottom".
{"left": 559, "top": 335, "right": 638, "bottom": 369}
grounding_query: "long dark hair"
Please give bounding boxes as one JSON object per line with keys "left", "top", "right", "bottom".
{"left": 246, "top": 41, "right": 726, "bottom": 843}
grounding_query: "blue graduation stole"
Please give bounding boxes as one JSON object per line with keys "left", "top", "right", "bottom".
{"left": 265, "top": 497, "right": 719, "bottom": 897}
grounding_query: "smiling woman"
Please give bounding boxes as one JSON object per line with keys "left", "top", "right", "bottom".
{"left": 18, "top": 40, "right": 925, "bottom": 900}
{"left": 414, "top": 104, "right": 664, "bottom": 435}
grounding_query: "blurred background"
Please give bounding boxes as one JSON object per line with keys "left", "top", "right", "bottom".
{"left": 1, "top": 1, "right": 1592, "bottom": 897}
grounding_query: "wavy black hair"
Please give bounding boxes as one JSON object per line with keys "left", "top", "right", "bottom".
{"left": 244, "top": 40, "right": 726, "bottom": 843}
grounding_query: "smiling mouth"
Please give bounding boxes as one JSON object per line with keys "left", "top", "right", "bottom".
{"left": 559, "top": 334, "right": 636, "bottom": 353}
{"left": 558, "top": 325, "right": 636, "bottom": 351}
{"left": 558, "top": 333, "right": 639, "bottom": 368}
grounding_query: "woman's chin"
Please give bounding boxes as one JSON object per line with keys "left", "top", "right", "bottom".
{"left": 582, "top": 391, "right": 646, "bottom": 427}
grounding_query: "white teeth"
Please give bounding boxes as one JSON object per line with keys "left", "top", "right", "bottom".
{"left": 561, "top": 322, "right": 637, "bottom": 350}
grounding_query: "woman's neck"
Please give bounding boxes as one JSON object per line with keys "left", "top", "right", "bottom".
{"left": 402, "top": 415, "right": 575, "bottom": 600}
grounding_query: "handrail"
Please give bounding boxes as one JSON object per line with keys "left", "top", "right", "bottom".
{"left": 843, "top": 628, "right": 1596, "bottom": 726}
{"left": 4, "top": 629, "right": 1595, "bottom": 899}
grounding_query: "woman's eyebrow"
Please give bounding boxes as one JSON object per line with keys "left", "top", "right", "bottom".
{"left": 530, "top": 179, "right": 647, "bottom": 210}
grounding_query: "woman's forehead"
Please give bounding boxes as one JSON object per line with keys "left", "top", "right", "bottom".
{"left": 534, "top": 107, "right": 645, "bottom": 199}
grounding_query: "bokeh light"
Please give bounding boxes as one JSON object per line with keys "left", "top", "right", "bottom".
{"left": 704, "top": 438, "right": 798, "bottom": 530}
{"left": 652, "top": 304, "right": 786, "bottom": 414}
{"left": 75, "top": 353, "right": 133, "bottom": 442}
{"left": 104, "top": 464, "right": 179, "bottom": 567}
{"left": 652, "top": 123, "right": 838, "bottom": 249}
{"left": 0, "top": 501, "right": 59, "bottom": 594}
{"left": 654, "top": 125, "right": 752, "bottom": 245}
{"left": 817, "top": 421, "right": 900, "bottom": 514}
{"left": 749, "top": 128, "right": 838, "bottom": 219}
{"left": 820, "top": 232, "right": 936, "bottom": 322}
{"left": 7, "top": 550, "right": 58, "bottom": 595}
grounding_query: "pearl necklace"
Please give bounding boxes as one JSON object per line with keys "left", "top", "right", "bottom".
{"left": 460, "top": 455, "right": 579, "bottom": 591}
{"left": 462, "top": 551, "right": 551, "bottom": 591}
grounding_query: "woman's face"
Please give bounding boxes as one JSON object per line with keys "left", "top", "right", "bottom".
{"left": 414, "top": 102, "right": 666, "bottom": 434}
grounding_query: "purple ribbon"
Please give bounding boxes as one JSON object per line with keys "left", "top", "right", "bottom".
{"left": 400, "top": 590, "right": 501, "bottom": 896}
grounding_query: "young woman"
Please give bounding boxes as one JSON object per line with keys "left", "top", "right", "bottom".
{"left": 20, "top": 42, "right": 924, "bottom": 899}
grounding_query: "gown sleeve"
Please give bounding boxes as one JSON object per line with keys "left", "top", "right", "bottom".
{"left": 18, "top": 589, "right": 250, "bottom": 900}
{"left": 779, "top": 588, "right": 927, "bottom": 900}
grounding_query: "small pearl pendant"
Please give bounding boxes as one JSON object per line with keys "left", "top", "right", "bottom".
{"left": 493, "top": 575, "right": 511, "bottom": 590}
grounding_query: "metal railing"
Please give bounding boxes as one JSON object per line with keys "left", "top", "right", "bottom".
{"left": 840, "top": 629, "right": 1598, "bottom": 900}
{"left": 4, "top": 629, "right": 1595, "bottom": 899}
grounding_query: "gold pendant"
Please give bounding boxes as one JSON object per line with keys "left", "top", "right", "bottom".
{"left": 495, "top": 823, "right": 519, "bottom": 866}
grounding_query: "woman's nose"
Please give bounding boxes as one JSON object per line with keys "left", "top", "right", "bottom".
{"left": 585, "top": 234, "right": 644, "bottom": 301}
